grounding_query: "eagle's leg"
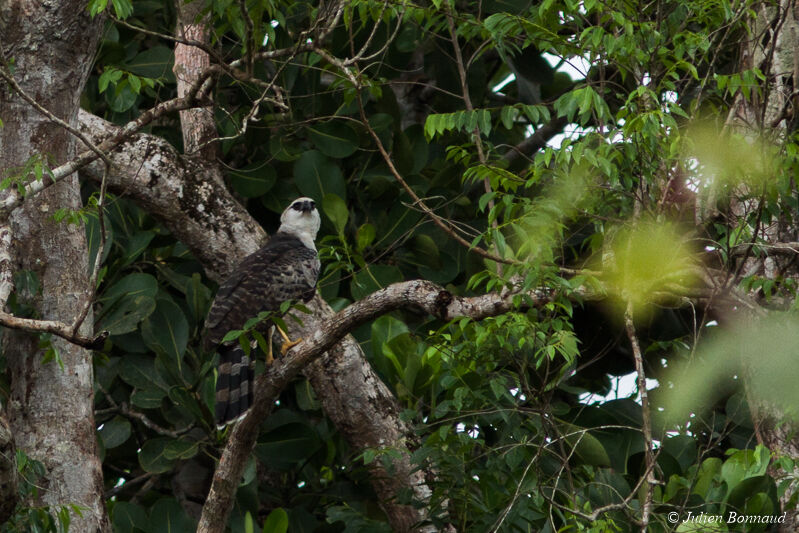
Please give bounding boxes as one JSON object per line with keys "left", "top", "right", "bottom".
{"left": 265, "top": 326, "right": 275, "bottom": 365}
{"left": 277, "top": 324, "right": 302, "bottom": 356}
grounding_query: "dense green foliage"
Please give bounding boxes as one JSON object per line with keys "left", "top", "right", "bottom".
{"left": 6, "top": 0, "right": 799, "bottom": 531}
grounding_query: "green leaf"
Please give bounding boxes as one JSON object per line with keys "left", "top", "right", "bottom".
{"left": 119, "top": 354, "right": 170, "bottom": 391}
{"left": 307, "top": 121, "right": 359, "bottom": 158}
{"left": 122, "top": 231, "right": 155, "bottom": 266}
{"left": 128, "top": 74, "right": 141, "bottom": 93}
{"left": 163, "top": 439, "right": 198, "bottom": 461}
{"left": 255, "top": 421, "right": 321, "bottom": 471}
{"left": 221, "top": 329, "right": 244, "bottom": 343}
{"left": 85, "top": 211, "right": 113, "bottom": 274}
{"left": 245, "top": 512, "right": 255, "bottom": 533}
{"left": 500, "top": 106, "right": 515, "bottom": 129}
{"left": 89, "top": 0, "right": 109, "bottom": 17}
{"left": 168, "top": 387, "right": 205, "bottom": 422}
{"left": 99, "top": 416, "right": 132, "bottom": 449}
{"left": 130, "top": 388, "right": 166, "bottom": 409}
{"left": 294, "top": 150, "right": 347, "bottom": 202}
{"left": 295, "top": 379, "right": 320, "bottom": 411}
{"left": 149, "top": 498, "right": 196, "bottom": 533}
{"left": 138, "top": 438, "right": 176, "bottom": 473}
{"left": 97, "top": 273, "right": 158, "bottom": 335}
{"left": 350, "top": 264, "right": 402, "bottom": 300}
{"left": 562, "top": 422, "right": 611, "bottom": 467}
{"left": 227, "top": 163, "right": 276, "bottom": 198}
{"left": 371, "top": 315, "right": 409, "bottom": 355}
{"left": 692, "top": 457, "right": 722, "bottom": 497}
{"left": 185, "top": 273, "right": 211, "bottom": 323}
{"left": 356, "top": 223, "right": 376, "bottom": 251}
{"left": 108, "top": 81, "right": 137, "bottom": 113}
{"left": 141, "top": 296, "right": 189, "bottom": 370}
{"left": 662, "top": 435, "right": 697, "bottom": 473}
{"left": 262, "top": 508, "right": 289, "bottom": 533}
{"left": 112, "top": 502, "right": 149, "bottom": 533}
{"left": 110, "top": 0, "right": 133, "bottom": 18}
{"left": 126, "top": 46, "right": 175, "bottom": 81}
{"left": 98, "top": 67, "right": 123, "bottom": 93}
{"left": 322, "top": 193, "right": 349, "bottom": 234}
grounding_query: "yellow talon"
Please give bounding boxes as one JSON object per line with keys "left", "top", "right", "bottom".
{"left": 276, "top": 324, "right": 301, "bottom": 356}
{"left": 280, "top": 337, "right": 302, "bottom": 356}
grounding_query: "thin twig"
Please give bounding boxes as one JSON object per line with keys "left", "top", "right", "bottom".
{"left": 0, "top": 312, "right": 107, "bottom": 349}
{"left": 445, "top": 8, "right": 503, "bottom": 274}
{"left": 624, "top": 300, "right": 655, "bottom": 531}
{"left": 72, "top": 162, "right": 109, "bottom": 335}
{"left": 104, "top": 472, "right": 153, "bottom": 499}
{"left": 97, "top": 382, "right": 187, "bottom": 439}
{"left": 237, "top": 0, "right": 255, "bottom": 76}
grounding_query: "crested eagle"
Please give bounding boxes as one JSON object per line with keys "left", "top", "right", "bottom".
{"left": 204, "top": 197, "right": 321, "bottom": 428}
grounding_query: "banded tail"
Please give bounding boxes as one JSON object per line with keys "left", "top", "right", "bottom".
{"left": 214, "top": 344, "right": 254, "bottom": 428}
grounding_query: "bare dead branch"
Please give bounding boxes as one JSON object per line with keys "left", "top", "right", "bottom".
{"left": 77, "top": 111, "right": 267, "bottom": 281}
{"left": 0, "top": 312, "right": 107, "bottom": 350}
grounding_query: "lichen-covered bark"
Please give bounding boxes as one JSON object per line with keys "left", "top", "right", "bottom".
{"left": 78, "top": 111, "right": 267, "bottom": 277}
{"left": 0, "top": 1, "right": 108, "bottom": 530}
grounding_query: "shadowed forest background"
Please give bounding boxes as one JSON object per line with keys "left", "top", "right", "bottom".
{"left": 1, "top": 0, "right": 799, "bottom": 531}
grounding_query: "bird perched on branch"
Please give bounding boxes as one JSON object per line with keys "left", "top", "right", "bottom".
{"left": 204, "top": 197, "right": 321, "bottom": 428}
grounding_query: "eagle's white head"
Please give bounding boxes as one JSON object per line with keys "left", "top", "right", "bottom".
{"left": 278, "top": 197, "right": 321, "bottom": 250}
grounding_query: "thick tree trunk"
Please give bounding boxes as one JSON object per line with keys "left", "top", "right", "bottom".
{"left": 174, "top": 0, "right": 220, "bottom": 161}
{"left": 732, "top": 2, "right": 799, "bottom": 530}
{"left": 0, "top": 2, "right": 108, "bottom": 531}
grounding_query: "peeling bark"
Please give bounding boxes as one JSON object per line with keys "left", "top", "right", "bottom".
{"left": 0, "top": 1, "right": 109, "bottom": 530}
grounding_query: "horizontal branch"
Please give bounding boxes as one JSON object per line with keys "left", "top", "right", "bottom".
{"left": 0, "top": 312, "right": 108, "bottom": 349}
{"left": 504, "top": 116, "right": 569, "bottom": 163}
{"left": 197, "top": 279, "right": 560, "bottom": 533}
{"left": 729, "top": 241, "right": 799, "bottom": 256}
